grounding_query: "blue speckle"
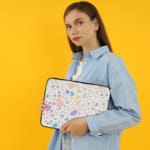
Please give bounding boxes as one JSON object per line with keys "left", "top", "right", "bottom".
{"left": 95, "top": 103, "right": 98, "bottom": 106}
{"left": 52, "top": 123, "right": 58, "bottom": 128}
{"left": 61, "top": 114, "right": 64, "bottom": 118}
{"left": 82, "top": 93, "right": 87, "bottom": 98}
{"left": 70, "top": 91, "right": 74, "bottom": 96}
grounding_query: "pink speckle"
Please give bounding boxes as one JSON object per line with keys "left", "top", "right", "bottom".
{"left": 56, "top": 98, "right": 64, "bottom": 107}
{"left": 68, "top": 82, "right": 75, "bottom": 89}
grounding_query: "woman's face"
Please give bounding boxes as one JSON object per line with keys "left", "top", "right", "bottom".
{"left": 64, "top": 9, "right": 99, "bottom": 49}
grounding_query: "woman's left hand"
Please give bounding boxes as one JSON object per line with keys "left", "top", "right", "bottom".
{"left": 60, "top": 117, "right": 89, "bottom": 136}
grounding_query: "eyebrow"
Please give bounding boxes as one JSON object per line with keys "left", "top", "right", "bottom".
{"left": 65, "top": 17, "right": 83, "bottom": 26}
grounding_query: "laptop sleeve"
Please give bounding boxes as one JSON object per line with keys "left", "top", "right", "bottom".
{"left": 40, "top": 78, "right": 110, "bottom": 129}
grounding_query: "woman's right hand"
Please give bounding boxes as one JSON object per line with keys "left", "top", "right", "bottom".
{"left": 40, "top": 100, "right": 47, "bottom": 112}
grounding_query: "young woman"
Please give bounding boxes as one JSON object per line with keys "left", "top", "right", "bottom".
{"left": 41, "top": 1, "right": 141, "bottom": 150}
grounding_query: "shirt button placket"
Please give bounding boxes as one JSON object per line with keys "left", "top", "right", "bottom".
{"left": 84, "top": 61, "right": 87, "bottom": 65}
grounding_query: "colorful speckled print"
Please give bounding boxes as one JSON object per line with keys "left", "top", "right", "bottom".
{"left": 41, "top": 78, "right": 110, "bottom": 129}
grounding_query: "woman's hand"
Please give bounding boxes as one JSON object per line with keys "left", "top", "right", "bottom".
{"left": 60, "top": 117, "right": 89, "bottom": 136}
{"left": 40, "top": 100, "right": 47, "bottom": 111}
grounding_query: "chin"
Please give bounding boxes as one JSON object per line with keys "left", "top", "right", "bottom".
{"left": 73, "top": 42, "right": 82, "bottom": 47}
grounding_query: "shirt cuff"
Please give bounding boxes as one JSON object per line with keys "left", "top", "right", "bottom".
{"left": 85, "top": 116, "right": 103, "bottom": 136}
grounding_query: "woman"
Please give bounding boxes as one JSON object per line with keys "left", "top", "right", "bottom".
{"left": 41, "top": 1, "right": 141, "bottom": 150}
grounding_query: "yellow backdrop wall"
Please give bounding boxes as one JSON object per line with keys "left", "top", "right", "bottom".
{"left": 0, "top": 0, "right": 149, "bottom": 149}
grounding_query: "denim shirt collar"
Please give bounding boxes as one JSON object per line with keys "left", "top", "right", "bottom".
{"left": 72, "top": 45, "right": 110, "bottom": 60}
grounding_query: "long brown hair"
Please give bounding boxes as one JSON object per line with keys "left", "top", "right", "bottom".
{"left": 64, "top": 1, "right": 113, "bottom": 53}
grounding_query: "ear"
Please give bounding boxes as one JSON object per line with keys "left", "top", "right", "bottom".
{"left": 93, "top": 18, "right": 99, "bottom": 31}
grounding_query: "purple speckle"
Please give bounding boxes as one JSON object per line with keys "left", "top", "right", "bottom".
{"left": 70, "top": 110, "right": 77, "bottom": 116}
{"left": 64, "top": 117, "right": 69, "bottom": 121}
{"left": 45, "top": 104, "right": 51, "bottom": 111}
{"left": 46, "top": 94, "right": 49, "bottom": 98}
{"left": 51, "top": 85, "right": 55, "bottom": 88}
{"left": 65, "top": 90, "right": 69, "bottom": 94}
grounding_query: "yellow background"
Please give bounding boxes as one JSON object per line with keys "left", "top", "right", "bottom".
{"left": 0, "top": 0, "right": 149, "bottom": 149}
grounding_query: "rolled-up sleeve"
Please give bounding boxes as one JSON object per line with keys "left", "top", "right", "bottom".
{"left": 85, "top": 56, "right": 141, "bottom": 135}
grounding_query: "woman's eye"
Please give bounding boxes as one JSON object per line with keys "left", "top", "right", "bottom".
{"left": 66, "top": 25, "right": 71, "bottom": 30}
{"left": 77, "top": 21, "right": 83, "bottom": 26}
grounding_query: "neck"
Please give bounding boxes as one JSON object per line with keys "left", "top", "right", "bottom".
{"left": 82, "top": 38, "right": 100, "bottom": 52}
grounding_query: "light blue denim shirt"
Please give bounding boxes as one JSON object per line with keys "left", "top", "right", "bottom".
{"left": 48, "top": 45, "right": 141, "bottom": 150}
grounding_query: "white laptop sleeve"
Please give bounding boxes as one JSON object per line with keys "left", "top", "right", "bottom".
{"left": 40, "top": 78, "right": 110, "bottom": 129}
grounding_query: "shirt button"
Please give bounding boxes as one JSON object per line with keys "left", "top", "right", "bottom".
{"left": 98, "top": 132, "right": 103, "bottom": 136}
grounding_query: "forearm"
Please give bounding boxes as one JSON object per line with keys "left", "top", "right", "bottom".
{"left": 85, "top": 107, "right": 141, "bottom": 135}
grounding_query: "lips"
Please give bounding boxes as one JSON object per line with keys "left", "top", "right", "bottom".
{"left": 72, "top": 37, "right": 81, "bottom": 41}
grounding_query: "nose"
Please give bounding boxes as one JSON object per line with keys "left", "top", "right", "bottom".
{"left": 70, "top": 26, "right": 78, "bottom": 35}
